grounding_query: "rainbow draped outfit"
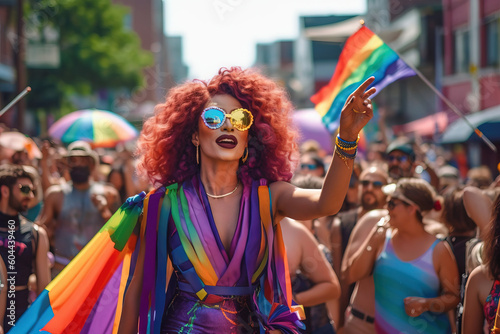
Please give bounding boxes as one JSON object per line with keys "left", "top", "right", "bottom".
{"left": 12, "top": 176, "right": 304, "bottom": 333}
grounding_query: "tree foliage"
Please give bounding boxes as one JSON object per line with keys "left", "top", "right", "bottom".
{"left": 25, "top": 0, "right": 153, "bottom": 110}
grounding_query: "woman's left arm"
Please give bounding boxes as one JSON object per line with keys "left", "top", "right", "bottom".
{"left": 273, "top": 78, "right": 376, "bottom": 220}
{"left": 403, "top": 241, "right": 460, "bottom": 316}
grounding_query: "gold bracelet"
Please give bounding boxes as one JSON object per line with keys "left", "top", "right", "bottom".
{"left": 335, "top": 149, "right": 351, "bottom": 168}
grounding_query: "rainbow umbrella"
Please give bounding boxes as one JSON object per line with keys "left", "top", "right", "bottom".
{"left": 48, "top": 109, "right": 139, "bottom": 148}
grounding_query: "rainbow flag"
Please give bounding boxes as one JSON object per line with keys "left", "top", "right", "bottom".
{"left": 311, "top": 25, "right": 416, "bottom": 133}
{"left": 10, "top": 193, "right": 147, "bottom": 334}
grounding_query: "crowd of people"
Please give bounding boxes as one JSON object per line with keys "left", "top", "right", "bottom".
{"left": 0, "top": 67, "right": 499, "bottom": 333}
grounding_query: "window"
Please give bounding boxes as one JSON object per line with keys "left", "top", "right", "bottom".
{"left": 123, "top": 13, "right": 132, "bottom": 30}
{"left": 485, "top": 17, "right": 499, "bottom": 67}
{"left": 454, "top": 28, "right": 470, "bottom": 73}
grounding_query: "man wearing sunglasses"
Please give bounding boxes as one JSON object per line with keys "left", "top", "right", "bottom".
{"left": 330, "top": 166, "right": 388, "bottom": 333}
{"left": 38, "top": 141, "right": 119, "bottom": 276}
{"left": 385, "top": 138, "right": 416, "bottom": 181}
{"left": 386, "top": 138, "right": 440, "bottom": 191}
{"left": 0, "top": 165, "right": 51, "bottom": 331}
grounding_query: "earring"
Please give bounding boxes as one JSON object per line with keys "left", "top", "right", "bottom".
{"left": 242, "top": 147, "right": 248, "bottom": 163}
{"left": 196, "top": 145, "right": 199, "bottom": 165}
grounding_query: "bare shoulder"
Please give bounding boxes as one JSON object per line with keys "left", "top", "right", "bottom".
{"left": 467, "top": 265, "right": 492, "bottom": 302}
{"left": 36, "top": 225, "right": 50, "bottom": 241}
{"left": 433, "top": 239, "right": 455, "bottom": 261}
{"left": 44, "top": 184, "right": 65, "bottom": 205}
{"left": 353, "top": 209, "right": 388, "bottom": 234}
{"left": 468, "top": 265, "right": 489, "bottom": 284}
{"left": 45, "top": 184, "right": 64, "bottom": 197}
{"left": 363, "top": 209, "right": 387, "bottom": 221}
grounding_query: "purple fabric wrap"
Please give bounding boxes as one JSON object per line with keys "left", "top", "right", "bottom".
{"left": 139, "top": 191, "right": 162, "bottom": 333}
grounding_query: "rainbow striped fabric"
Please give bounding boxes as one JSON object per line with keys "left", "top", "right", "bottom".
{"left": 12, "top": 178, "right": 303, "bottom": 334}
{"left": 310, "top": 25, "right": 416, "bottom": 133}
{"left": 10, "top": 192, "right": 146, "bottom": 334}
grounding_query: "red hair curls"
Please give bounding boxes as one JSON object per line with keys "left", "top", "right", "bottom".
{"left": 136, "top": 67, "right": 299, "bottom": 186}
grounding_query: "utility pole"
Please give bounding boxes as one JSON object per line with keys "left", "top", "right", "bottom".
{"left": 15, "top": 0, "right": 26, "bottom": 132}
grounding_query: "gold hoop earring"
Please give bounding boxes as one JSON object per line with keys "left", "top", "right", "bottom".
{"left": 242, "top": 147, "right": 248, "bottom": 163}
{"left": 196, "top": 145, "right": 200, "bottom": 165}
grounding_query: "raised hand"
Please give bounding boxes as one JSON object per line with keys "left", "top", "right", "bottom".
{"left": 338, "top": 77, "right": 377, "bottom": 141}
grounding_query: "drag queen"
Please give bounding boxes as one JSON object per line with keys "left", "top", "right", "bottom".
{"left": 118, "top": 68, "right": 375, "bottom": 334}
{"left": 12, "top": 67, "right": 375, "bottom": 334}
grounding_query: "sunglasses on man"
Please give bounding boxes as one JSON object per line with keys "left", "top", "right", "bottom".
{"left": 386, "top": 155, "right": 409, "bottom": 163}
{"left": 19, "top": 184, "right": 35, "bottom": 195}
{"left": 360, "top": 180, "right": 385, "bottom": 189}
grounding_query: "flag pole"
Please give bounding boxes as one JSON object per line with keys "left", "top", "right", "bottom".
{"left": 396, "top": 57, "right": 496, "bottom": 152}
{"left": 0, "top": 86, "right": 31, "bottom": 117}
{"left": 364, "top": 21, "right": 497, "bottom": 152}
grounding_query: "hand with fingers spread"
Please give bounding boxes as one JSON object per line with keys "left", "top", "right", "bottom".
{"left": 339, "top": 77, "right": 377, "bottom": 141}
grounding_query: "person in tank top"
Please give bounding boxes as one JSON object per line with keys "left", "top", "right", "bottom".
{"left": 345, "top": 178, "right": 460, "bottom": 333}
{"left": 462, "top": 187, "right": 500, "bottom": 333}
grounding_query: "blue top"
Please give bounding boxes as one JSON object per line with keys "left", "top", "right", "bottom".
{"left": 373, "top": 230, "right": 451, "bottom": 334}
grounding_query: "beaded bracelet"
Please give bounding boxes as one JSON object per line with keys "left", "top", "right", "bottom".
{"left": 336, "top": 135, "right": 359, "bottom": 150}
{"left": 335, "top": 145, "right": 357, "bottom": 167}
{"left": 336, "top": 146, "right": 357, "bottom": 159}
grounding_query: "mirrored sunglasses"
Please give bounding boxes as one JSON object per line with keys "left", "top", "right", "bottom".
{"left": 360, "top": 180, "right": 384, "bottom": 189}
{"left": 19, "top": 184, "right": 34, "bottom": 195}
{"left": 301, "top": 163, "right": 318, "bottom": 170}
{"left": 387, "top": 155, "right": 409, "bottom": 163}
{"left": 201, "top": 107, "right": 253, "bottom": 131}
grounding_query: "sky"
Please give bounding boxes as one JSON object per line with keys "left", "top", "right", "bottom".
{"left": 164, "top": 0, "right": 366, "bottom": 80}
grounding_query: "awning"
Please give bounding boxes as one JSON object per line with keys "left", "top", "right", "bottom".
{"left": 392, "top": 111, "right": 448, "bottom": 137}
{"left": 441, "top": 105, "right": 500, "bottom": 143}
{"left": 304, "top": 9, "right": 420, "bottom": 53}
{"left": 305, "top": 16, "right": 365, "bottom": 43}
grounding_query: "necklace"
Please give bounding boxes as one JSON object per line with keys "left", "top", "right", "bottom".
{"left": 206, "top": 183, "right": 239, "bottom": 199}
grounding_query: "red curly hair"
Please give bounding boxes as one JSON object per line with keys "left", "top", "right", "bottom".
{"left": 136, "top": 67, "right": 299, "bottom": 186}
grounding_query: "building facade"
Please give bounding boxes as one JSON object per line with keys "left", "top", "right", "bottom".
{"left": 0, "top": 0, "right": 19, "bottom": 129}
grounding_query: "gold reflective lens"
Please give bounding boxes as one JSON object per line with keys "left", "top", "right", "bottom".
{"left": 227, "top": 108, "right": 253, "bottom": 131}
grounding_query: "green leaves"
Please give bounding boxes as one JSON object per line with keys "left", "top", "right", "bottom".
{"left": 26, "top": 0, "right": 153, "bottom": 110}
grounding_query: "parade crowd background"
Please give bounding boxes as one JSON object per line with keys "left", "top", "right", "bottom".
{"left": 1, "top": 0, "right": 500, "bottom": 333}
